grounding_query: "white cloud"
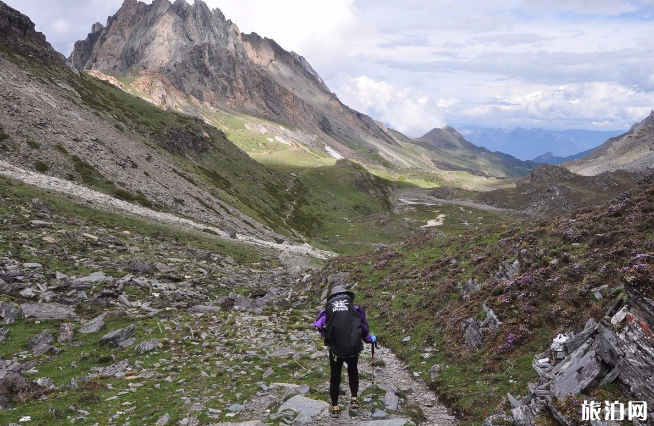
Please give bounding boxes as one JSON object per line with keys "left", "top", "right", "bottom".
{"left": 460, "top": 81, "right": 653, "bottom": 129}
{"left": 3, "top": 0, "right": 653, "bottom": 131}
{"left": 339, "top": 76, "right": 446, "bottom": 137}
{"left": 521, "top": 0, "right": 638, "bottom": 16}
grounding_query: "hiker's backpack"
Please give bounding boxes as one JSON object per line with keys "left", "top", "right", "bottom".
{"left": 324, "top": 293, "right": 363, "bottom": 358}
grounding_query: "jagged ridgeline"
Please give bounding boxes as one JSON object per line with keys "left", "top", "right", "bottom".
{"left": 315, "top": 182, "right": 654, "bottom": 424}
{"left": 67, "top": 0, "right": 537, "bottom": 181}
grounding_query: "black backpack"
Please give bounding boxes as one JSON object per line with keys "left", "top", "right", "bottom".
{"left": 324, "top": 293, "right": 363, "bottom": 358}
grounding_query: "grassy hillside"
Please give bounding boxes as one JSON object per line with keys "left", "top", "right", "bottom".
{"left": 315, "top": 182, "right": 654, "bottom": 424}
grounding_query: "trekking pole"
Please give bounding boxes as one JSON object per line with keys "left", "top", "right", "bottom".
{"left": 370, "top": 340, "right": 379, "bottom": 414}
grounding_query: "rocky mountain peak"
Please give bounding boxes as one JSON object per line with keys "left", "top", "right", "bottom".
{"left": 70, "top": 0, "right": 399, "bottom": 160}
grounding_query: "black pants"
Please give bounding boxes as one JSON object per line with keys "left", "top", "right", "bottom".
{"left": 329, "top": 351, "right": 359, "bottom": 406}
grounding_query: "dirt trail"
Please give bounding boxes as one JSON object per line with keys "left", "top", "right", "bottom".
{"left": 0, "top": 160, "right": 334, "bottom": 261}
{"left": 320, "top": 345, "right": 457, "bottom": 425}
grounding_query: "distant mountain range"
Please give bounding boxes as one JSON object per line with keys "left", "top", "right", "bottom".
{"left": 458, "top": 126, "right": 626, "bottom": 162}
{"left": 531, "top": 149, "right": 594, "bottom": 165}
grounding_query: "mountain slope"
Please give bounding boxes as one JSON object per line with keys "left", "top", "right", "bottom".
{"left": 0, "top": 0, "right": 329, "bottom": 246}
{"left": 567, "top": 111, "right": 654, "bottom": 176}
{"left": 316, "top": 181, "right": 654, "bottom": 424}
{"left": 532, "top": 149, "right": 592, "bottom": 164}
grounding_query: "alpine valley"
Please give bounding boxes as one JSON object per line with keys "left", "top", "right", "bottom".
{"left": 0, "top": 1, "right": 653, "bottom": 425}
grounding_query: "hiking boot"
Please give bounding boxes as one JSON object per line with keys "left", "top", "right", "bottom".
{"left": 350, "top": 396, "right": 360, "bottom": 409}
{"left": 329, "top": 405, "right": 340, "bottom": 417}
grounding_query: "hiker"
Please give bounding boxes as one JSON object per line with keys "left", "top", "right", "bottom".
{"left": 313, "top": 285, "right": 376, "bottom": 417}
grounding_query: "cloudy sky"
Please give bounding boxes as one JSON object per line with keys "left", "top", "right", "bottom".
{"left": 5, "top": 0, "right": 654, "bottom": 136}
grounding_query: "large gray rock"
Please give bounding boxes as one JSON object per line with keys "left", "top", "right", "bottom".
{"left": 155, "top": 413, "right": 170, "bottom": 426}
{"left": 364, "top": 420, "right": 412, "bottom": 426}
{"left": 481, "top": 304, "right": 502, "bottom": 330}
{"left": 188, "top": 305, "right": 222, "bottom": 314}
{"left": 383, "top": 390, "right": 400, "bottom": 410}
{"left": 462, "top": 318, "right": 484, "bottom": 348}
{"left": 80, "top": 312, "right": 108, "bottom": 333}
{"left": 511, "top": 399, "right": 546, "bottom": 426}
{"left": 278, "top": 395, "right": 329, "bottom": 418}
{"left": 205, "top": 422, "right": 265, "bottom": 426}
{"left": 100, "top": 324, "right": 136, "bottom": 348}
{"left": 0, "top": 301, "right": 20, "bottom": 324}
{"left": 88, "top": 359, "right": 132, "bottom": 378}
{"left": 21, "top": 303, "right": 78, "bottom": 320}
{"left": 564, "top": 318, "right": 598, "bottom": 353}
{"left": 28, "top": 329, "right": 59, "bottom": 355}
{"left": 72, "top": 271, "right": 109, "bottom": 285}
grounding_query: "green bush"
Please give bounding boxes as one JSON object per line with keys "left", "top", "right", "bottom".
{"left": 0, "top": 132, "right": 9, "bottom": 141}
{"left": 27, "top": 140, "right": 40, "bottom": 150}
{"left": 34, "top": 161, "right": 49, "bottom": 172}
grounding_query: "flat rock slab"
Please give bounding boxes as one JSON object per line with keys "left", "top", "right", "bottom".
{"left": 21, "top": 303, "right": 78, "bottom": 321}
{"left": 206, "top": 422, "right": 265, "bottom": 426}
{"left": 361, "top": 419, "right": 412, "bottom": 426}
{"left": 188, "top": 305, "right": 222, "bottom": 314}
{"left": 551, "top": 350, "right": 605, "bottom": 398}
{"left": 278, "top": 395, "right": 329, "bottom": 418}
{"left": 72, "top": 271, "right": 109, "bottom": 284}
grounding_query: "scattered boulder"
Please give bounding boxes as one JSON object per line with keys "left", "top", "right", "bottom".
{"left": 383, "top": 390, "right": 400, "bottom": 410}
{"left": 129, "top": 261, "right": 151, "bottom": 274}
{"left": 99, "top": 324, "right": 136, "bottom": 349}
{"left": 31, "top": 198, "right": 53, "bottom": 214}
{"left": 155, "top": 413, "right": 170, "bottom": 426}
{"left": 80, "top": 312, "right": 108, "bottom": 334}
{"left": 88, "top": 359, "right": 133, "bottom": 379}
{"left": 28, "top": 329, "right": 59, "bottom": 355}
{"left": 0, "top": 301, "right": 20, "bottom": 324}
{"left": 462, "top": 318, "right": 484, "bottom": 348}
{"left": 135, "top": 338, "right": 162, "bottom": 354}
{"left": 58, "top": 323, "right": 75, "bottom": 343}
{"left": 484, "top": 284, "right": 654, "bottom": 425}
{"left": 188, "top": 305, "right": 222, "bottom": 315}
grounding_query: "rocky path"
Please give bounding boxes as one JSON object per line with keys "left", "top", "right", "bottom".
{"left": 0, "top": 174, "right": 456, "bottom": 425}
{"left": 324, "top": 346, "right": 457, "bottom": 426}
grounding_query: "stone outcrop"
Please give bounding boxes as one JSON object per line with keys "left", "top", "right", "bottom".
{"left": 0, "top": 0, "right": 70, "bottom": 68}
{"left": 486, "top": 285, "right": 654, "bottom": 425}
